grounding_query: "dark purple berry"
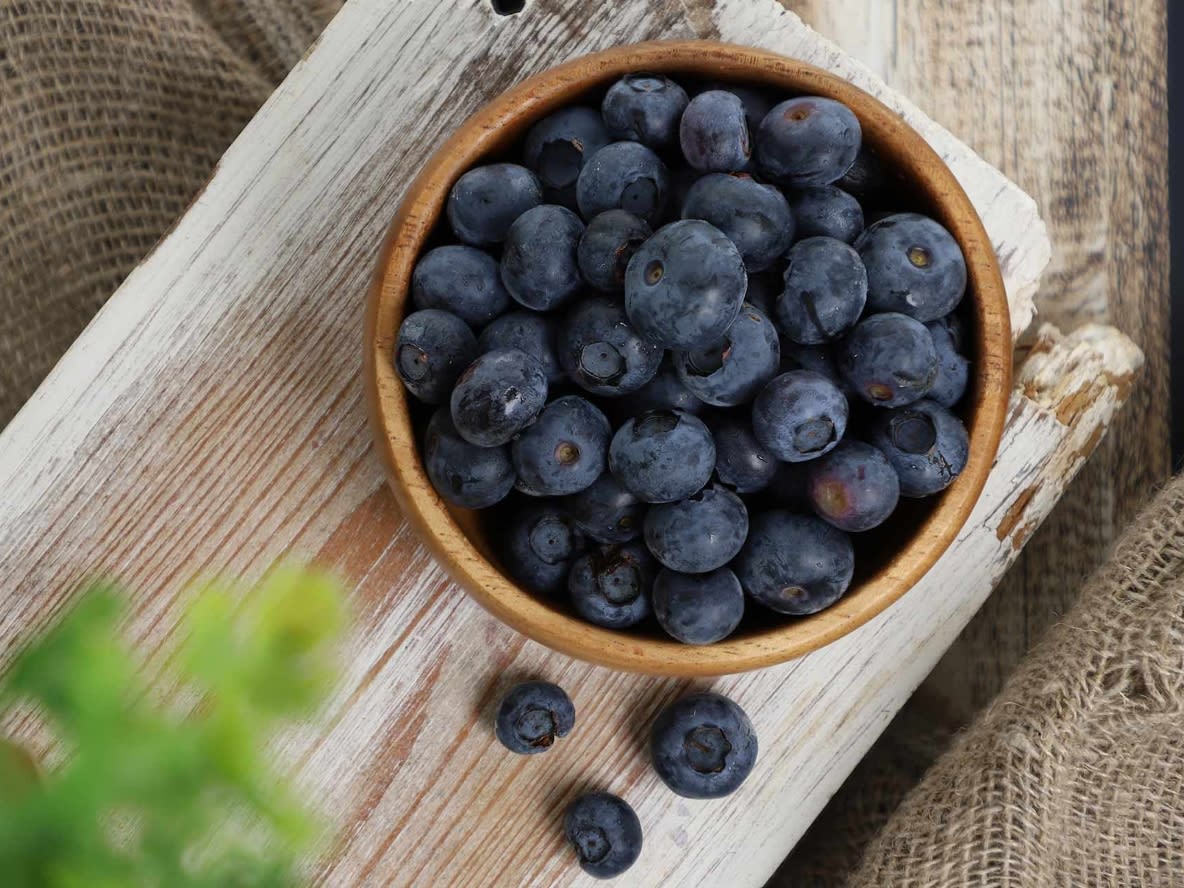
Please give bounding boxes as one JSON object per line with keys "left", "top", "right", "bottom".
{"left": 680, "top": 90, "right": 751, "bottom": 172}
{"left": 395, "top": 309, "right": 478, "bottom": 404}
{"left": 868, "top": 399, "right": 969, "bottom": 497}
{"left": 447, "top": 163, "right": 542, "bottom": 246}
{"left": 755, "top": 97, "right": 861, "bottom": 187}
{"left": 752, "top": 370, "right": 849, "bottom": 463}
{"left": 807, "top": 440, "right": 900, "bottom": 532}
{"left": 735, "top": 510, "right": 854, "bottom": 614}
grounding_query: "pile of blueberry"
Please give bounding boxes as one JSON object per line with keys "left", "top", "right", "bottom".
{"left": 395, "top": 72, "right": 973, "bottom": 645}
{"left": 496, "top": 680, "right": 757, "bottom": 878}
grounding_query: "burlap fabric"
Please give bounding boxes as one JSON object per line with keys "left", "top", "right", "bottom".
{"left": 0, "top": 0, "right": 339, "bottom": 426}
{"left": 3, "top": 5, "right": 1179, "bottom": 886}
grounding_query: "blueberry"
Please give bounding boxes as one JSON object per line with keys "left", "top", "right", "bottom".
{"left": 807, "top": 440, "right": 900, "bottom": 531}
{"left": 868, "top": 399, "right": 969, "bottom": 497}
{"left": 612, "top": 357, "right": 704, "bottom": 418}
{"left": 563, "top": 470, "right": 644, "bottom": 544}
{"left": 856, "top": 213, "right": 967, "bottom": 321}
{"left": 602, "top": 73, "right": 689, "bottom": 149}
{"left": 653, "top": 567, "right": 745, "bottom": 645}
{"left": 577, "top": 142, "right": 669, "bottom": 225}
{"left": 756, "top": 97, "right": 861, "bottom": 187}
{"left": 779, "top": 341, "right": 854, "bottom": 398}
{"left": 786, "top": 185, "right": 864, "bottom": 244}
{"left": 836, "top": 142, "right": 890, "bottom": 201}
{"left": 644, "top": 484, "right": 748, "bottom": 573}
{"left": 478, "top": 310, "right": 564, "bottom": 386}
{"left": 501, "top": 205, "right": 586, "bottom": 312}
{"left": 742, "top": 269, "right": 782, "bottom": 317}
{"left": 410, "top": 245, "right": 510, "bottom": 329}
{"left": 925, "top": 315, "right": 971, "bottom": 407}
{"left": 450, "top": 348, "right": 548, "bottom": 447}
{"left": 712, "top": 414, "right": 777, "bottom": 494}
{"left": 673, "top": 303, "right": 780, "bottom": 407}
{"left": 775, "top": 236, "right": 868, "bottom": 345}
{"left": 495, "top": 681, "right": 575, "bottom": 755}
{"left": 838, "top": 312, "right": 938, "bottom": 407}
{"left": 577, "top": 210, "right": 653, "bottom": 292}
{"left": 499, "top": 501, "right": 582, "bottom": 596}
{"left": 680, "top": 90, "right": 751, "bottom": 172}
{"left": 609, "top": 410, "right": 716, "bottom": 503}
{"left": 559, "top": 296, "right": 662, "bottom": 396}
{"left": 650, "top": 692, "right": 758, "bottom": 799}
{"left": 511, "top": 396, "right": 610, "bottom": 497}
{"left": 624, "top": 220, "right": 747, "bottom": 350}
{"left": 752, "top": 370, "right": 849, "bottom": 463}
{"left": 394, "top": 309, "right": 478, "bottom": 404}
{"left": 569, "top": 541, "right": 655, "bottom": 629}
{"left": 447, "top": 163, "right": 542, "bottom": 246}
{"left": 564, "top": 792, "right": 643, "bottom": 879}
{"left": 524, "top": 107, "right": 610, "bottom": 200}
{"left": 423, "top": 408, "right": 515, "bottom": 509}
{"left": 734, "top": 510, "right": 854, "bottom": 614}
{"left": 681, "top": 173, "right": 794, "bottom": 272}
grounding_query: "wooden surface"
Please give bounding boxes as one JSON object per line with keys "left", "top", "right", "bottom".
{"left": 368, "top": 40, "right": 1014, "bottom": 676}
{"left": 791, "top": 0, "right": 1171, "bottom": 724}
{"left": 0, "top": 1, "right": 1148, "bottom": 886}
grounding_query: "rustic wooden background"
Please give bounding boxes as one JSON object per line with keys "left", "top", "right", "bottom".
{"left": 775, "top": 2, "right": 1169, "bottom": 882}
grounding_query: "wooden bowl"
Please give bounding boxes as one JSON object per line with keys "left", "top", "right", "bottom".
{"left": 365, "top": 41, "right": 1010, "bottom": 676}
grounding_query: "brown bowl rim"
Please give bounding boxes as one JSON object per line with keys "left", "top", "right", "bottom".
{"left": 364, "top": 40, "right": 1012, "bottom": 676}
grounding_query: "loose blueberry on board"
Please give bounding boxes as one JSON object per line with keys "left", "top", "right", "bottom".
{"left": 624, "top": 219, "right": 748, "bottom": 350}
{"left": 446, "top": 163, "right": 543, "bottom": 246}
{"left": 643, "top": 484, "right": 749, "bottom": 573}
{"left": 755, "top": 97, "right": 861, "bottom": 187}
{"left": 653, "top": 567, "right": 745, "bottom": 645}
{"left": 477, "top": 310, "right": 564, "bottom": 386}
{"left": 577, "top": 210, "right": 653, "bottom": 293}
{"left": 450, "top": 348, "right": 548, "bottom": 447}
{"left": 775, "top": 236, "right": 868, "bottom": 344}
{"left": 681, "top": 173, "right": 795, "bottom": 272}
{"left": 926, "top": 315, "right": 971, "bottom": 407}
{"left": 735, "top": 510, "right": 855, "bottom": 614}
{"left": 495, "top": 680, "right": 575, "bottom": 755}
{"left": 423, "top": 408, "right": 516, "bottom": 509}
{"left": 559, "top": 296, "right": 663, "bottom": 397}
{"left": 680, "top": 90, "right": 751, "bottom": 172}
{"left": 611, "top": 358, "right": 704, "bottom": 419}
{"left": 838, "top": 312, "right": 938, "bottom": 407}
{"left": 602, "top": 73, "right": 689, "bottom": 150}
{"left": 563, "top": 470, "right": 645, "bottom": 544}
{"left": 512, "top": 396, "right": 611, "bottom": 497}
{"left": 807, "top": 440, "right": 901, "bottom": 532}
{"left": 786, "top": 185, "right": 865, "bottom": 244}
{"left": 712, "top": 414, "right": 778, "bottom": 494}
{"left": 569, "top": 541, "right": 655, "bottom": 629}
{"left": 673, "top": 303, "right": 781, "bottom": 407}
{"left": 499, "top": 501, "right": 583, "bottom": 597}
{"left": 410, "top": 245, "right": 511, "bottom": 329}
{"left": 564, "top": 792, "right": 643, "bottom": 879}
{"left": 523, "top": 106, "right": 610, "bottom": 205}
{"left": 577, "top": 141, "right": 669, "bottom": 225}
{"left": 500, "top": 204, "right": 586, "bottom": 312}
{"left": 856, "top": 213, "right": 967, "bottom": 322}
{"left": 869, "top": 399, "right": 970, "bottom": 497}
{"left": 651, "top": 693, "right": 758, "bottom": 799}
{"left": 608, "top": 410, "right": 716, "bottom": 504}
{"left": 752, "top": 370, "right": 849, "bottom": 463}
{"left": 394, "top": 309, "right": 478, "bottom": 405}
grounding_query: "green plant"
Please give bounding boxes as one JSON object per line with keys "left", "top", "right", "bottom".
{"left": 0, "top": 565, "right": 345, "bottom": 888}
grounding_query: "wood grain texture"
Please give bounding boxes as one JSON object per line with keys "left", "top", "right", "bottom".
{"left": 789, "top": 0, "right": 1171, "bottom": 725}
{"left": 0, "top": 0, "right": 1143, "bottom": 885}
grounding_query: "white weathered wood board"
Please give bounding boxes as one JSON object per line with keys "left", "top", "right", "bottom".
{"left": 0, "top": 0, "right": 1139, "bottom": 885}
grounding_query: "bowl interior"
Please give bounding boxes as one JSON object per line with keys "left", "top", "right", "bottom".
{"left": 366, "top": 41, "right": 1011, "bottom": 676}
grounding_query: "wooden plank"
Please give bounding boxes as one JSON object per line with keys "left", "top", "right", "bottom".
{"left": 0, "top": 0, "right": 1137, "bottom": 885}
